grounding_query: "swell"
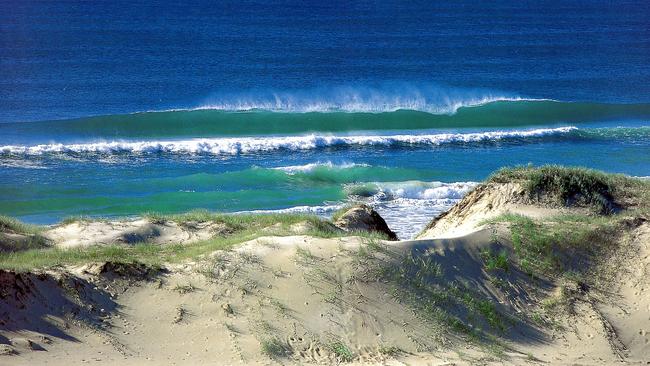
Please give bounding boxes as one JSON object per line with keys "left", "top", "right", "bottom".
{"left": 0, "top": 127, "right": 577, "bottom": 156}
{"left": 3, "top": 100, "right": 650, "bottom": 141}
{"left": 0, "top": 163, "right": 473, "bottom": 224}
{"left": 0, "top": 163, "right": 438, "bottom": 199}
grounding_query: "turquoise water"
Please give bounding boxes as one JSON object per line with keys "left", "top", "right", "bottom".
{"left": 1, "top": 103, "right": 649, "bottom": 238}
{"left": 2, "top": 2, "right": 649, "bottom": 238}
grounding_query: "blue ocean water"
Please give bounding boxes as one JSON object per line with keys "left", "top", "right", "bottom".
{"left": 1, "top": 1, "right": 649, "bottom": 238}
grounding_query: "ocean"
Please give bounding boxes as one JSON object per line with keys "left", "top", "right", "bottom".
{"left": 1, "top": 1, "right": 649, "bottom": 238}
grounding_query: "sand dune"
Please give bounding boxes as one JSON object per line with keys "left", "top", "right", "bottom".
{"left": 1, "top": 167, "right": 649, "bottom": 365}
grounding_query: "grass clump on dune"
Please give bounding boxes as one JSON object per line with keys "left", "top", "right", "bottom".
{"left": 481, "top": 166, "right": 649, "bottom": 279}
{"left": 145, "top": 210, "right": 340, "bottom": 235}
{"left": 327, "top": 340, "right": 354, "bottom": 362}
{"left": 59, "top": 215, "right": 108, "bottom": 225}
{"left": 0, "top": 215, "right": 42, "bottom": 235}
{"left": 260, "top": 337, "right": 292, "bottom": 358}
{"left": 0, "top": 215, "right": 50, "bottom": 253}
{"left": 489, "top": 164, "right": 650, "bottom": 214}
{"left": 481, "top": 249, "right": 509, "bottom": 272}
{"left": 485, "top": 212, "right": 626, "bottom": 277}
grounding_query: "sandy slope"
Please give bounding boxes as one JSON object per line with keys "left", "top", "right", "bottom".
{"left": 2, "top": 224, "right": 649, "bottom": 365}
{"left": 2, "top": 182, "right": 650, "bottom": 365}
{"left": 1, "top": 234, "right": 509, "bottom": 365}
{"left": 417, "top": 182, "right": 582, "bottom": 239}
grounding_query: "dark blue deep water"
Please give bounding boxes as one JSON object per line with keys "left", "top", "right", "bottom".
{"left": 1, "top": 1, "right": 649, "bottom": 237}
{"left": 3, "top": 0, "right": 650, "bottom": 121}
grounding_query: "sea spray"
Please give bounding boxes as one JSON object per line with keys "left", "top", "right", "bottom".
{"left": 195, "top": 83, "right": 526, "bottom": 114}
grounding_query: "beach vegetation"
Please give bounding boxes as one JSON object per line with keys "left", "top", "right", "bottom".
{"left": 484, "top": 212, "right": 623, "bottom": 277}
{"left": 481, "top": 249, "right": 509, "bottom": 272}
{"left": 328, "top": 340, "right": 354, "bottom": 362}
{"left": 260, "top": 337, "right": 291, "bottom": 358}
{"left": 0, "top": 215, "right": 49, "bottom": 252}
{"left": 0, "top": 212, "right": 386, "bottom": 271}
{"left": 173, "top": 283, "right": 198, "bottom": 294}
{"left": 489, "top": 164, "right": 650, "bottom": 213}
{"left": 377, "top": 345, "right": 402, "bottom": 356}
{"left": 0, "top": 215, "right": 42, "bottom": 234}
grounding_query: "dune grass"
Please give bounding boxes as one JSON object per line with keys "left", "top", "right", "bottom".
{"left": 481, "top": 249, "right": 509, "bottom": 272}
{"left": 0, "top": 215, "right": 50, "bottom": 253}
{"left": 484, "top": 212, "right": 624, "bottom": 277}
{"left": 260, "top": 337, "right": 291, "bottom": 358}
{"left": 489, "top": 165, "right": 650, "bottom": 213}
{"left": 327, "top": 340, "right": 354, "bottom": 362}
{"left": 0, "top": 211, "right": 385, "bottom": 271}
{"left": 0, "top": 215, "right": 42, "bottom": 235}
{"left": 145, "top": 210, "right": 340, "bottom": 232}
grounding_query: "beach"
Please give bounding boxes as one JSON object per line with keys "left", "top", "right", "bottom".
{"left": 1, "top": 166, "right": 649, "bottom": 364}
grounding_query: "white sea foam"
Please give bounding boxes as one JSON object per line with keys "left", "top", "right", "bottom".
{"left": 347, "top": 180, "right": 478, "bottom": 238}
{"left": 242, "top": 180, "right": 478, "bottom": 240}
{"left": 241, "top": 204, "right": 345, "bottom": 216}
{"left": 272, "top": 162, "right": 369, "bottom": 173}
{"left": 0, "top": 127, "right": 577, "bottom": 156}
{"left": 189, "top": 84, "right": 550, "bottom": 114}
{"left": 367, "top": 181, "right": 477, "bottom": 201}
{"left": 0, "top": 160, "right": 50, "bottom": 169}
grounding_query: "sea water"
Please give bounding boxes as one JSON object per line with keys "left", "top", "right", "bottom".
{"left": 1, "top": 1, "right": 649, "bottom": 238}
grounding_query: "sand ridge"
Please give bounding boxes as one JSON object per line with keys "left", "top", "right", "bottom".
{"left": 44, "top": 219, "right": 229, "bottom": 248}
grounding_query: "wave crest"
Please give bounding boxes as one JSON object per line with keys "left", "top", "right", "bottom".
{"left": 271, "top": 162, "right": 369, "bottom": 174}
{"left": 345, "top": 181, "right": 477, "bottom": 201}
{"left": 0, "top": 127, "right": 577, "bottom": 156}
{"left": 193, "top": 83, "right": 531, "bottom": 114}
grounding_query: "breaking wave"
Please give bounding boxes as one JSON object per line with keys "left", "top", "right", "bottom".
{"left": 0, "top": 127, "right": 577, "bottom": 156}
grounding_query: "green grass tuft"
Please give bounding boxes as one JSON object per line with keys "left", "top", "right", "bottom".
{"left": 173, "top": 283, "right": 197, "bottom": 294}
{"left": 377, "top": 345, "right": 402, "bottom": 356}
{"left": 481, "top": 249, "right": 509, "bottom": 272}
{"left": 485, "top": 211, "right": 624, "bottom": 277}
{"left": 260, "top": 337, "right": 291, "bottom": 358}
{"left": 0, "top": 215, "right": 50, "bottom": 253}
{"left": 328, "top": 340, "right": 354, "bottom": 362}
{"left": 59, "top": 215, "right": 108, "bottom": 225}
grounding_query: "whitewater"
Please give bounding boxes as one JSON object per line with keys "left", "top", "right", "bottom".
{"left": 0, "top": 127, "right": 577, "bottom": 156}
